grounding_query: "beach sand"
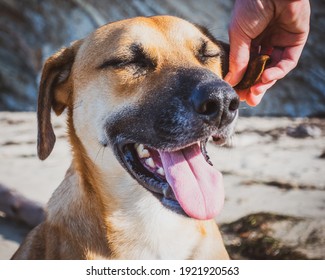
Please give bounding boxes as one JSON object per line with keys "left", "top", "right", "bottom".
{"left": 0, "top": 112, "right": 324, "bottom": 259}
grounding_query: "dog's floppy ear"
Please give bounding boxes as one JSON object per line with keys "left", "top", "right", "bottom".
{"left": 37, "top": 40, "right": 82, "bottom": 160}
{"left": 217, "top": 41, "right": 270, "bottom": 90}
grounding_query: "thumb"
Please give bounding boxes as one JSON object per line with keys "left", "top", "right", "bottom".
{"left": 225, "top": 24, "right": 251, "bottom": 87}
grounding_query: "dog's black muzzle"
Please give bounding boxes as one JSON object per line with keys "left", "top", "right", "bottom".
{"left": 149, "top": 67, "right": 239, "bottom": 149}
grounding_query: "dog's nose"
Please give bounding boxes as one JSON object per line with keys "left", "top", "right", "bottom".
{"left": 191, "top": 81, "right": 239, "bottom": 127}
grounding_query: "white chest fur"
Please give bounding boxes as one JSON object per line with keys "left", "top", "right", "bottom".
{"left": 106, "top": 194, "right": 225, "bottom": 259}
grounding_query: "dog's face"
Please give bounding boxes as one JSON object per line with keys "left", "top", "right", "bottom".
{"left": 37, "top": 16, "right": 239, "bottom": 220}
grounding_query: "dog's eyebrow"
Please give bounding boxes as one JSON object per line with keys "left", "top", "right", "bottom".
{"left": 195, "top": 24, "right": 220, "bottom": 46}
{"left": 129, "top": 43, "right": 146, "bottom": 59}
{"left": 129, "top": 43, "right": 157, "bottom": 68}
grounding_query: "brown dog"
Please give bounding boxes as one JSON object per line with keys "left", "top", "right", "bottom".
{"left": 11, "top": 15, "right": 259, "bottom": 259}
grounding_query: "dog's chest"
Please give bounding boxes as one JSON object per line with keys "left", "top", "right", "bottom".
{"left": 107, "top": 206, "right": 218, "bottom": 259}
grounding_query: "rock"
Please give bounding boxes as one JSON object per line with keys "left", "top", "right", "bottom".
{"left": 0, "top": 183, "right": 45, "bottom": 228}
{"left": 286, "top": 124, "right": 322, "bottom": 138}
{"left": 319, "top": 150, "right": 325, "bottom": 159}
{"left": 0, "top": 0, "right": 324, "bottom": 116}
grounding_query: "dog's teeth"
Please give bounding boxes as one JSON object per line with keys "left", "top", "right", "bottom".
{"left": 136, "top": 144, "right": 150, "bottom": 158}
{"left": 145, "top": 158, "right": 156, "bottom": 168}
{"left": 136, "top": 143, "right": 144, "bottom": 152}
{"left": 157, "top": 167, "right": 165, "bottom": 177}
{"left": 140, "top": 149, "right": 150, "bottom": 158}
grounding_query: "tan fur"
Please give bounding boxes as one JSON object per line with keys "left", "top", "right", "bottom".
{"left": 12, "top": 15, "right": 230, "bottom": 260}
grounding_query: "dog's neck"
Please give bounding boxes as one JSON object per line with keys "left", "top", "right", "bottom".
{"left": 106, "top": 199, "right": 223, "bottom": 259}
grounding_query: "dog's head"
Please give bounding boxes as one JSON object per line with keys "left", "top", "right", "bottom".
{"left": 37, "top": 16, "right": 250, "bottom": 220}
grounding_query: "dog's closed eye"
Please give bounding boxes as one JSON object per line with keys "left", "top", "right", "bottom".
{"left": 197, "top": 40, "right": 220, "bottom": 64}
{"left": 98, "top": 43, "right": 157, "bottom": 73}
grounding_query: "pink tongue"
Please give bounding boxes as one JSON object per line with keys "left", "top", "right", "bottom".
{"left": 159, "top": 144, "right": 224, "bottom": 220}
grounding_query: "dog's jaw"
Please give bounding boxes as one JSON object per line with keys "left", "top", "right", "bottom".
{"left": 113, "top": 139, "right": 227, "bottom": 220}
{"left": 115, "top": 142, "right": 183, "bottom": 214}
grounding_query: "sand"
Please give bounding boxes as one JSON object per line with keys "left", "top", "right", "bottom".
{"left": 0, "top": 112, "right": 324, "bottom": 259}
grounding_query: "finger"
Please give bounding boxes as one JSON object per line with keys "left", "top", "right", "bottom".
{"left": 239, "top": 80, "right": 275, "bottom": 107}
{"left": 225, "top": 20, "right": 251, "bottom": 87}
{"left": 261, "top": 45, "right": 303, "bottom": 82}
{"left": 235, "top": 88, "right": 250, "bottom": 102}
{"left": 250, "top": 80, "right": 277, "bottom": 95}
{"left": 245, "top": 91, "right": 265, "bottom": 106}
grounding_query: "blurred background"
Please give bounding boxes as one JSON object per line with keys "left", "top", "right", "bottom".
{"left": 0, "top": 0, "right": 324, "bottom": 259}
{"left": 0, "top": 0, "right": 324, "bottom": 116}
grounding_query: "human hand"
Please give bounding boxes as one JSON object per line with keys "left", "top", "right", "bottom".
{"left": 225, "top": 0, "right": 310, "bottom": 106}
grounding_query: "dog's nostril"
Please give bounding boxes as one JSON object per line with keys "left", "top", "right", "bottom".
{"left": 191, "top": 89, "right": 220, "bottom": 117}
{"left": 199, "top": 100, "right": 219, "bottom": 116}
{"left": 228, "top": 97, "right": 239, "bottom": 112}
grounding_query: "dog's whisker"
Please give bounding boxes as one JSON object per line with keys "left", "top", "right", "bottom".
{"left": 73, "top": 105, "right": 82, "bottom": 110}
{"left": 94, "top": 145, "right": 104, "bottom": 165}
{"left": 72, "top": 100, "right": 83, "bottom": 110}
{"left": 101, "top": 145, "right": 106, "bottom": 164}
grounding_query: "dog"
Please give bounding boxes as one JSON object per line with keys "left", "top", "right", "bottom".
{"left": 12, "top": 15, "right": 265, "bottom": 259}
